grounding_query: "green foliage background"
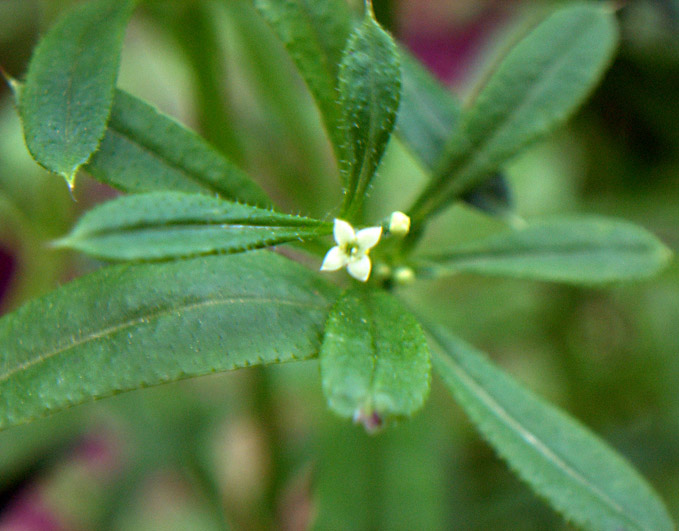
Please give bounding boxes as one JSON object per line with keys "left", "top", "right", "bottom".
{"left": 0, "top": 0, "right": 678, "bottom": 529}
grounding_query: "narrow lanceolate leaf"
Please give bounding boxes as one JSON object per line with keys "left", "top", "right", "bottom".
{"left": 396, "top": 50, "right": 461, "bottom": 171}
{"left": 397, "top": 51, "right": 513, "bottom": 216}
{"left": 86, "top": 90, "right": 270, "bottom": 206}
{"left": 56, "top": 191, "right": 331, "bottom": 261}
{"left": 418, "top": 217, "right": 672, "bottom": 285}
{"left": 254, "top": 0, "right": 352, "bottom": 159}
{"left": 320, "top": 289, "right": 430, "bottom": 432}
{"left": 429, "top": 326, "right": 675, "bottom": 531}
{"left": 0, "top": 252, "right": 338, "bottom": 430}
{"left": 410, "top": 3, "right": 619, "bottom": 221}
{"left": 19, "top": 0, "right": 136, "bottom": 187}
{"left": 338, "top": 11, "right": 401, "bottom": 218}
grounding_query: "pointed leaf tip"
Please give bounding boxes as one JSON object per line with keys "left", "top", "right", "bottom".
{"left": 411, "top": 3, "right": 619, "bottom": 219}
{"left": 20, "top": 0, "right": 137, "bottom": 186}
{"left": 60, "top": 192, "right": 329, "bottom": 261}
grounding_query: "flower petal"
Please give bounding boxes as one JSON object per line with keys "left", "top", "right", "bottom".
{"left": 356, "top": 226, "right": 382, "bottom": 253}
{"left": 333, "top": 219, "right": 355, "bottom": 246}
{"left": 320, "top": 246, "right": 348, "bottom": 271}
{"left": 347, "top": 255, "right": 372, "bottom": 282}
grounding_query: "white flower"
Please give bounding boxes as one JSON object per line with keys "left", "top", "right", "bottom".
{"left": 321, "top": 219, "right": 382, "bottom": 282}
{"left": 388, "top": 211, "right": 410, "bottom": 236}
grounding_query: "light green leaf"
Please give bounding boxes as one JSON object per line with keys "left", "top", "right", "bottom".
{"left": 56, "top": 191, "right": 331, "bottom": 261}
{"left": 19, "top": 0, "right": 137, "bottom": 187}
{"left": 0, "top": 251, "right": 338, "bottom": 430}
{"left": 410, "top": 3, "right": 619, "bottom": 221}
{"left": 320, "top": 288, "right": 430, "bottom": 431}
{"left": 338, "top": 10, "right": 401, "bottom": 217}
{"left": 419, "top": 217, "right": 672, "bottom": 285}
{"left": 429, "top": 326, "right": 675, "bottom": 531}
{"left": 254, "top": 0, "right": 352, "bottom": 160}
{"left": 85, "top": 90, "right": 270, "bottom": 207}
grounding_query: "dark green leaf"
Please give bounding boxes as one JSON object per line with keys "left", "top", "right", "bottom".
{"left": 419, "top": 216, "right": 672, "bottom": 285}
{"left": 254, "top": 0, "right": 352, "bottom": 159}
{"left": 320, "top": 288, "right": 430, "bottom": 431}
{"left": 85, "top": 90, "right": 270, "bottom": 206}
{"left": 20, "top": 0, "right": 136, "bottom": 187}
{"left": 410, "top": 3, "right": 619, "bottom": 221}
{"left": 0, "top": 252, "right": 338, "bottom": 430}
{"left": 397, "top": 51, "right": 513, "bottom": 217}
{"left": 338, "top": 11, "right": 401, "bottom": 217}
{"left": 396, "top": 50, "right": 461, "bottom": 171}
{"left": 56, "top": 191, "right": 331, "bottom": 261}
{"left": 429, "top": 326, "right": 675, "bottom": 531}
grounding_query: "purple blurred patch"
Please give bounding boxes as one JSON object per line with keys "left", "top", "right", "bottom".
{"left": 0, "top": 246, "right": 16, "bottom": 309}
{"left": 403, "top": 9, "right": 506, "bottom": 85}
{"left": 0, "top": 488, "right": 64, "bottom": 531}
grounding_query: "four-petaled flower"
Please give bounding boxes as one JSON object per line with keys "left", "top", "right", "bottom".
{"left": 321, "top": 219, "right": 382, "bottom": 282}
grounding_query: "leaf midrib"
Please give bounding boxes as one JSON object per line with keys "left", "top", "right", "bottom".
{"left": 71, "top": 219, "right": 327, "bottom": 238}
{"left": 62, "top": 2, "right": 120, "bottom": 150}
{"left": 0, "top": 295, "right": 326, "bottom": 385}
{"left": 433, "top": 14, "right": 598, "bottom": 201}
{"left": 345, "top": 40, "right": 384, "bottom": 214}
{"left": 431, "top": 241, "right": 659, "bottom": 264}
{"left": 400, "top": 71, "right": 452, "bottom": 155}
{"left": 435, "top": 350, "right": 648, "bottom": 530}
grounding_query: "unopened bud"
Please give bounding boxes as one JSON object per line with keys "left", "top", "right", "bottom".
{"left": 388, "top": 211, "right": 410, "bottom": 236}
{"left": 393, "top": 266, "right": 415, "bottom": 286}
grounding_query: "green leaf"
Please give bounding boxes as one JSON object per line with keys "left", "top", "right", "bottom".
{"left": 56, "top": 191, "right": 331, "bottom": 261}
{"left": 396, "top": 50, "right": 461, "bottom": 171}
{"left": 338, "top": 11, "right": 401, "bottom": 217}
{"left": 397, "top": 51, "right": 513, "bottom": 217}
{"left": 428, "top": 326, "right": 675, "bottom": 531}
{"left": 418, "top": 217, "right": 672, "bottom": 285}
{"left": 319, "top": 288, "right": 430, "bottom": 431}
{"left": 85, "top": 90, "right": 270, "bottom": 207}
{"left": 313, "top": 407, "right": 450, "bottom": 530}
{"left": 151, "top": 2, "right": 246, "bottom": 165}
{"left": 19, "top": 0, "right": 136, "bottom": 187}
{"left": 0, "top": 251, "right": 338, "bottom": 430}
{"left": 254, "top": 0, "right": 352, "bottom": 160}
{"left": 410, "top": 3, "right": 619, "bottom": 221}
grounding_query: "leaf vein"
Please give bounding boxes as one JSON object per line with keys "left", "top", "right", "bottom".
{"left": 439, "top": 352, "right": 648, "bottom": 530}
{"left": 0, "top": 296, "right": 325, "bottom": 384}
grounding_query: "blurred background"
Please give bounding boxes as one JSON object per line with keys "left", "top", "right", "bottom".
{"left": 0, "top": 0, "right": 678, "bottom": 529}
